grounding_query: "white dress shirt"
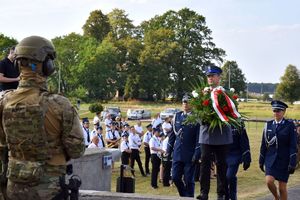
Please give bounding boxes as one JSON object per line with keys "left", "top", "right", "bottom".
{"left": 149, "top": 135, "right": 161, "bottom": 154}
{"left": 120, "top": 140, "right": 130, "bottom": 152}
{"left": 162, "top": 122, "right": 172, "bottom": 136}
{"left": 129, "top": 133, "right": 142, "bottom": 149}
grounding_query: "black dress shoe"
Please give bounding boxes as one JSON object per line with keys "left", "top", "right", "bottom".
{"left": 196, "top": 193, "right": 208, "bottom": 200}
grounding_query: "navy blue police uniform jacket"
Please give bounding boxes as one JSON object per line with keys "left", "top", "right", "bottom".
{"left": 226, "top": 126, "right": 251, "bottom": 166}
{"left": 259, "top": 119, "right": 297, "bottom": 178}
{"left": 167, "top": 111, "right": 200, "bottom": 163}
{"left": 199, "top": 122, "right": 232, "bottom": 145}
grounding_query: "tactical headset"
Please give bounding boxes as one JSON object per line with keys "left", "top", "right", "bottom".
{"left": 14, "top": 57, "right": 55, "bottom": 76}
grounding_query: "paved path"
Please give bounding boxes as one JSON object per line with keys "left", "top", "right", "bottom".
{"left": 257, "top": 185, "right": 300, "bottom": 200}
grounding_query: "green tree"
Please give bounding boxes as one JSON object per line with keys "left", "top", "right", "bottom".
{"left": 50, "top": 33, "right": 96, "bottom": 97}
{"left": 141, "top": 8, "right": 225, "bottom": 100}
{"left": 221, "top": 61, "right": 247, "bottom": 94}
{"left": 0, "top": 33, "right": 18, "bottom": 59}
{"left": 82, "top": 10, "right": 111, "bottom": 42}
{"left": 275, "top": 64, "right": 300, "bottom": 104}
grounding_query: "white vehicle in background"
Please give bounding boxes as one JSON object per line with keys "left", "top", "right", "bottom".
{"left": 160, "top": 108, "right": 181, "bottom": 120}
{"left": 127, "top": 109, "right": 151, "bottom": 120}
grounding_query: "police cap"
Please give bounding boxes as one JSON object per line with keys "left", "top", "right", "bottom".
{"left": 82, "top": 117, "right": 89, "bottom": 123}
{"left": 205, "top": 64, "right": 222, "bottom": 76}
{"left": 271, "top": 100, "right": 288, "bottom": 111}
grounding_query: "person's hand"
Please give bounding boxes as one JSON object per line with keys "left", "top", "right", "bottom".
{"left": 259, "top": 164, "right": 265, "bottom": 172}
{"left": 288, "top": 166, "right": 295, "bottom": 174}
{"left": 192, "top": 155, "right": 200, "bottom": 166}
{"left": 243, "top": 162, "right": 250, "bottom": 171}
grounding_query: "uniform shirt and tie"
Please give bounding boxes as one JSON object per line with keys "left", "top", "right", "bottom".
{"left": 82, "top": 126, "right": 91, "bottom": 147}
{"left": 143, "top": 131, "right": 153, "bottom": 145}
{"left": 90, "top": 129, "right": 105, "bottom": 148}
{"left": 120, "top": 139, "right": 131, "bottom": 165}
{"left": 105, "top": 118, "right": 112, "bottom": 132}
{"left": 149, "top": 134, "right": 162, "bottom": 188}
{"left": 149, "top": 135, "right": 161, "bottom": 155}
{"left": 106, "top": 129, "right": 120, "bottom": 148}
{"left": 129, "top": 133, "right": 142, "bottom": 149}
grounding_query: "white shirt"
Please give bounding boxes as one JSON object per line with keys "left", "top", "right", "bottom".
{"left": 162, "top": 137, "right": 169, "bottom": 152}
{"left": 120, "top": 140, "right": 130, "bottom": 152}
{"left": 152, "top": 117, "right": 163, "bottom": 128}
{"left": 106, "top": 130, "right": 120, "bottom": 140}
{"left": 105, "top": 118, "right": 112, "bottom": 131}
{"left": 134, "top": 125, "right": 144, "bottom": 136}
{"left": 93, "top": 115, "right": 100, "bottom": 125}
{"left": 82, "top": 126, "right": 91, "bottom": 146}
{"left": 88, "top": 143, "right": 98, "bottom": 148}
{"left": 149, "top": 135, "right": 161, "bottom": 154}
{"left": 90, "top": 130, "right": 105, "bottom": 148}
{"left": 129, "top": 133, "right": 142, "bottom": 149}
{"left": 162, "top": 122, "right": 172, "bottom": 135}
{"left": 143, "top": 131, "right": 153, "bottom": 144}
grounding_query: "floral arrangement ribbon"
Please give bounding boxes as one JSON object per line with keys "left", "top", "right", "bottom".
{"left": 210, "top": 86, "right": 241, "bottom": 122}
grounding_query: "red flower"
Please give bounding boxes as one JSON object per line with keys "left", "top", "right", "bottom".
{"left": 216, "top": 90, "right": 223, "bottom": 94}
{"left": 202, "top": 99, "right": 210, "bottom": 106}
{"left": 233, "top": 95, "right": 238, "bottom": 100}
{"left": 222, "top": 106, "right": 229, "bottom": 112}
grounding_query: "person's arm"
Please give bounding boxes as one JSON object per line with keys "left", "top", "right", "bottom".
{"left": 0, "top": 73, "right": 19, "bottom": 83}
{"left": 259, "top": 123, "right": 268, "bottom": 172}
{"left": 288, "top": 123, "right": 298, "bottom": 173}
{"left": 105, "top": 132, "right": 115, "bottom": 143}
{"left": 240, "top": 126, "right": 251, "bottom": 170}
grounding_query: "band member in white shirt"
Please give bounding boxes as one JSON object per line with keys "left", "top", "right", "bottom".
{"left": 134, "top": 120, "right": 144, "bottom": 137}
{"left": 106, "top": 122, "right": 120, "bottom": 148}
{"left": 120, "top": 132, "right": 132, "bottom": 165}
{"left": 162, "top": 117, "right": 172, "bottom": 136}
{"left": 149, "top": 128, "right": 165, "bottom": 189}
{"left": 82, "top": 118, "right": 91, "bottom": 147}
{"left": 143, "top": 124, "right": 153, "bottom": 175}
{"left": 129, "top": 126, "right": 146, "bottom": 177}
{"left": 104, "top": 113, "right": 112, "bottom": 132}
{"left": 90, "top": 126, "right": 105, "bottom": 148}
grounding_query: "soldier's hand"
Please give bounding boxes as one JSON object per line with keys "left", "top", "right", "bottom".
{"left": 259, "top": 164, "right": 265, "bottom": 172}
{"left": 288, "top": 166, "right": 295, "bottom": 174}
{"left": 243, "top": 162, "right": 250, "bottom": 171}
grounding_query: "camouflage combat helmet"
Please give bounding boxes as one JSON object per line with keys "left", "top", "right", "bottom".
{"left": 15, "top": 36, "right": 56, "bottom": 62}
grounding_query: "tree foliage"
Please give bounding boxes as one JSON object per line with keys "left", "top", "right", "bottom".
{"left": 82, "top": 10, "right": 110, "bottom": 42}
{"left": 0, "top": 33, "right": 18, "bottom": 59}
{"left": 275, "top": 64, "right": 300, "bottom": 104}
{"left": 221, "top": 61, "right": 247, "bottom": 94}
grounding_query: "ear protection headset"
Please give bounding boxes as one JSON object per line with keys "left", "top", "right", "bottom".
{"left": 14, "top": 56, "right": 55, "bottom": 76}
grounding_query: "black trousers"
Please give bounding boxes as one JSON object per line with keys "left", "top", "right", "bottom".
{"left": 130, "top": 149, "right": 145, "bottom": 176}
{"left": 151, "top": 154, "right": 161, "bottom": 187}
{"left": 162, "top": 159, "right": 172, "bottom": 186}
{"left": 200, "top": 144, "right": 228, "bottom": 197}
{"left": 121, "top": 152, "right": 130, "bottom": 165}
{"left": 144, "top": 146, "right": 151, "bottom": 174}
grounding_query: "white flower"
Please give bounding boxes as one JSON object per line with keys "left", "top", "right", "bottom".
{"left": 192, "top": 90, "right": 199, "bottom": 98}
{"left": 204, "top": 87, "right": 210, "bottom": 92}
{"left": 230, "top": 88, "right": 235, "bottom": 93}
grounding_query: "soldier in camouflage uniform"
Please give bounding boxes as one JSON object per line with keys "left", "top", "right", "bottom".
{"left": 0, "top": 36, "right": 85, "bottom": 200}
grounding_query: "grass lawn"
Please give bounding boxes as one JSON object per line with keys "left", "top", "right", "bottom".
{"left": 78, "top": 101, "right": 300, "bottom": 199}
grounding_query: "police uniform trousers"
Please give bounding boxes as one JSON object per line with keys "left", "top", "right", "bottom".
{"left": 162, "top": 157, "right": 172, "bottom": 186}
{"left": 144, "top": 146, "right": 151, "bottom": 174}
{"left": 172, "top": 161, "right": 195, "bottom": 197}
{"left": 200, "top": 144, "right": 228, "bottom": 197}
{"left": 226, "top": 164, "right": 239, "bottom": 200}
{"left": 130, "top": 149, "right": 145, "bottom": 176}
{"left": 151, "top": 154, "right": 161, "bottom": 187}
{"left": 121, "top": 152, "right": 130, "bottom": 165}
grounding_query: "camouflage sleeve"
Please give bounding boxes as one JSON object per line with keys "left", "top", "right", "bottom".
{"left": 60, "top": 98, "right": 85, "bottom": 160}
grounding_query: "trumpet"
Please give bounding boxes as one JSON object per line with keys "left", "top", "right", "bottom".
{"left": 107, "top": 138, "right": 121, "bottom": 148}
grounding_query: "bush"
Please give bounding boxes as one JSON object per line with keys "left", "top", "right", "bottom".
{"left": 89, "top": 103, "right": 103, "bottom": 113}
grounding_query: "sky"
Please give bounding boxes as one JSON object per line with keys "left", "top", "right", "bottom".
{"left": 1, "top": 0, "right": 300, "bottom": 83}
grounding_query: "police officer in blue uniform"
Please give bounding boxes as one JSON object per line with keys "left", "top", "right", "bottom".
{"left": 225, "top": 124, "right": 251, "bottom": 200}
{"left": 259, "top": 100, "right": 297, "bottom": 200}
{"left": 197, "top": 65, "right": 233, "bottom": 200}
{"left": 166, "top": 95, "right": 200, "bottom": 197}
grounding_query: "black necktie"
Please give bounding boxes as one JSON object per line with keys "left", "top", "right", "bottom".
{"left": 99, "top": 135, "right": 105, "bottom": 147}
{"left": 86, "top": 128, "right": 90, "bottom": 142}
{"left": 112, "top": 131, "right": 116, "bottom": 140}
{"left": 126, "top": 141, "right": 129, "bottom": 149}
